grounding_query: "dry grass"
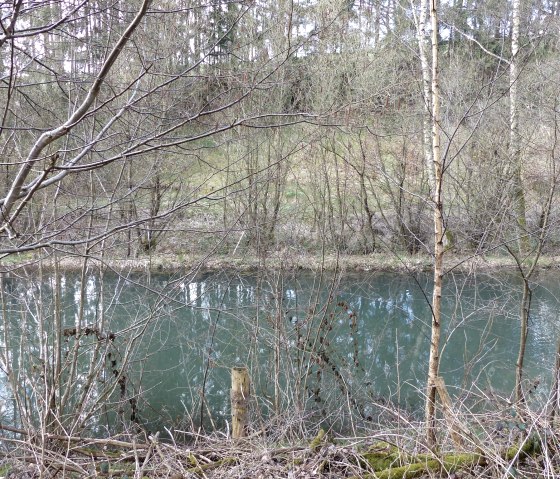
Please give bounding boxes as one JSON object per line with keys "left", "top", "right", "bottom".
{"left": 1, "top": 404, "right": 558, "bottom": 479}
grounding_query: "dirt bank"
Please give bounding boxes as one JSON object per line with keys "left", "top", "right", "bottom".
{"left": 3, "top": 251, "right": 560, "bottom": 275}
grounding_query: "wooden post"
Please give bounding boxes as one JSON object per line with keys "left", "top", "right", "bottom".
{"left": 231, "top": 366, "right": 250, "bottom": 439}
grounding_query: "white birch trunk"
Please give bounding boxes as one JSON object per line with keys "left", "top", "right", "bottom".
{"left": 414, "top": 0, "right": 436, "bottom": 193}
{"left": 426, "top": 0, "right": 444, "bottom": 447}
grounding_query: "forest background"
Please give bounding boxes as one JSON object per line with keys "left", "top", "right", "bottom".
{"left": 2, "top": 0, "right": 558, "bottom": 263}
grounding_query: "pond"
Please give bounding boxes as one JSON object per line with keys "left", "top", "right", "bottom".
{"left": 0, "top": 267, "right": 557, "bottom": 436}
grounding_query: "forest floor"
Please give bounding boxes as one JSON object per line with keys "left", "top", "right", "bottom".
{"left": 0, "top": 425, "right": 553, "bottom": 479}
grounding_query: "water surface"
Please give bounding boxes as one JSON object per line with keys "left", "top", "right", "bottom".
{"left": 0, "top": 268, "right": 557, "bottom": 435}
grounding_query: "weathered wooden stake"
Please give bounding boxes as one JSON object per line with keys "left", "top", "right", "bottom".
{"left": 231, "top": 366, "right": 250, "bottom": 439}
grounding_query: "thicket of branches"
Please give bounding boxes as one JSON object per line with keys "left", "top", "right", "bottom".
{"left": 0, "top": 0, "right": 559, "bottom": 259}
{"left": 1, "top": 0, "right": 560, "bottom": 476}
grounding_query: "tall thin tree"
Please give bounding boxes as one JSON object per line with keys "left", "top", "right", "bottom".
{"left": 425, "top": 0, "right": 444, "bottom": 447}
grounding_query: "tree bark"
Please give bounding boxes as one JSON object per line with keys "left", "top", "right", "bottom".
{"left": 509, "top": 0, "right": 527, "bottom": 253}
{"left": 426, "top": 0, "right": 444, "bottom": 447}
{"left": 415, "top": 0, "right": 436, "bottom": 194}
{"left": 515, "top": 279, "right": 531, "bottom": 403}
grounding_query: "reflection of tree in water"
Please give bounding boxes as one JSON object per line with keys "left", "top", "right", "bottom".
{"left": 1, "top": 270, "right": 558, "bottom": 435}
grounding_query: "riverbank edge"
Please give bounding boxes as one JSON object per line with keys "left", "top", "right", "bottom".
{"left": 2, "top": 252, "right": 560, "bottom": 274}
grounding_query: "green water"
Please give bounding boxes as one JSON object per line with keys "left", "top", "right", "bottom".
{"left": 0, "top": 269, "right": 558, "bottom": 435}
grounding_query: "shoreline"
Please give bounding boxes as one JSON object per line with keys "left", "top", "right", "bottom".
{"left": 2, "top": 251, "right": 559, "bottom": 274}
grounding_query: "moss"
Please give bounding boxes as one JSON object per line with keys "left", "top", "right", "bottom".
{"left": 309, "top": 428, "right": 326, "bottom": 452}
{"left": 187, "top": 453, "right": 198, "bottom": 466}
{"left": 504, "top": 436, "right": 541, "bottom": 461}
{"left": 361, "top": 452, "right": 402, "bottom": 471}
{"left": 352, "top": 439, "right": 541, "bottom": 479}
{"left": 361, "top": 443, "right": 404, "bottom": 471}
{"left": 0, "top": 464, "right": 11, "bottom": 476}
{"left": 374, "top": 455, "right": 471, "bottom": 479}
{"left": 352, "top": 452, "right": 484, "bottom": 479}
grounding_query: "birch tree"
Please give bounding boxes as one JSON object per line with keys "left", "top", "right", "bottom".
{"left": 413, "top": 0, "right": 435, "bottom": 194}
{"left": 425, "top": 0, "right": 444, "bottom": 447}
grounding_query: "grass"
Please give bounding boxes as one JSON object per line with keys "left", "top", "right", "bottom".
{"left": 0, "top": 251, "right": 34, "bottom": 266}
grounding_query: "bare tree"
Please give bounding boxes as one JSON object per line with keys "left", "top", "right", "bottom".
{"left": 425, "top": 0, "right": 444, "bottom": 447}
{"left": 509, "top": 0, "right": 528, "bottom": 254}
{"left": 0, "top": 0, "right": 328, "bottom": 445}
{"left": 0, "top": 1, "right": 318, "bottom": 259}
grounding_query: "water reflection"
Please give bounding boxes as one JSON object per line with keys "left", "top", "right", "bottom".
{"left": 0, "top": 270, "right": 558, "bottom": 435}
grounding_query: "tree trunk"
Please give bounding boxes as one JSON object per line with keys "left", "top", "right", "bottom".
{"left": 515, "top": 279, "right": 531, "bottom": 403}
{"left": 416, "top": 0, "right": 435, "bottom": 194}
{"left": 509, "top": 0, "right": 527, "bottom": 253}
{"left": 511, "top": 176, "right": 556, "bottom": 404}
{"left": 426, "top": 0, "right": 444, "bottom": 447}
